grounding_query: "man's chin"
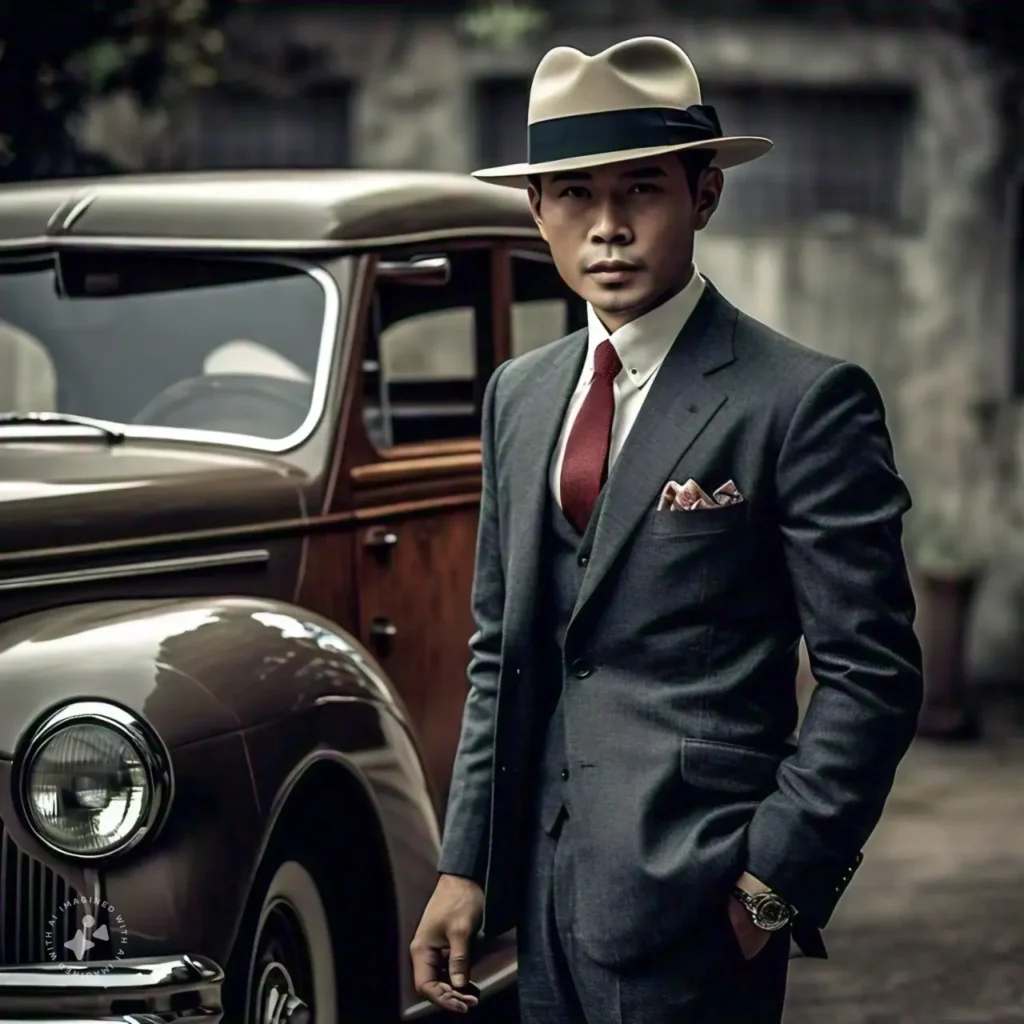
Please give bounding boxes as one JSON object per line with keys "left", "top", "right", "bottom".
{"left": 588, "top": 288, "right": 657, "bottom": 321}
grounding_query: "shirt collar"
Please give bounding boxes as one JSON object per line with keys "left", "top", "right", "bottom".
{"left": 584, "top": 267, "right": 706, "bottom": 390}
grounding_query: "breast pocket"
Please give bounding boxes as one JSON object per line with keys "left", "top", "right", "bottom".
{"left": 634, "top": 499, "right": 753, "bottom": 612}
{"left": 647, "top": 499, "right": 749, "bottom": 539}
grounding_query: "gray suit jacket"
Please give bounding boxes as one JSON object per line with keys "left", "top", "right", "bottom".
{"left": 438, "top": 281, "right": 923, "bottom": 969}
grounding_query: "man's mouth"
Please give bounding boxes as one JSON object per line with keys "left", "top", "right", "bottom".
{"left": 586, "top": 260, "right": 641, "bottom": 282}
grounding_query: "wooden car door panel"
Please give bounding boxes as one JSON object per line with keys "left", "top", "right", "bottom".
{"left": 355, "top": 505, "right": 478, "bottom": 813}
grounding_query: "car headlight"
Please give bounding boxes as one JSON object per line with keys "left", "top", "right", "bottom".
{"left": 16, "top": 701, "right": 173, "bottom": 859}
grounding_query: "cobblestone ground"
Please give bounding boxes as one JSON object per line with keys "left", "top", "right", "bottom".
{"left": 784, "top": 709, "right": 1024, "bottom": 1023}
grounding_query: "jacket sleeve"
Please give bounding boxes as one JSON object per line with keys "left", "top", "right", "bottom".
{"left": 436, "top": 360, "right": 509, "bottom": 883}
{"left": 744, "top": 360, "right": 924, "bottom": 927}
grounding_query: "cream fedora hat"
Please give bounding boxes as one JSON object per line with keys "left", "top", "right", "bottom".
{"left": 472, "top": 36, "right": 773, "bottom": 188}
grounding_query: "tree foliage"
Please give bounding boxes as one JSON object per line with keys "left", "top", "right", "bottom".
{"left": 0, "top": 0, "right": 236, "bottom": 180}
{"left": 459, "top": 0, "right": 548, "bottom": 50}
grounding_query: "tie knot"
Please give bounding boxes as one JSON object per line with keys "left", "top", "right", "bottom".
{"left": 593, "top": 340, "right": 622, "bottom": 382}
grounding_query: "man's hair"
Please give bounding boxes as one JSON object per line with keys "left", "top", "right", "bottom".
{"left": 528, "top": 149, "right": 716, "bottom": 198}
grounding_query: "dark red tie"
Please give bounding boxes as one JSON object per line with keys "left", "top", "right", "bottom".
{"left": 560, "top": 339, "right": 623, "bottom": 534}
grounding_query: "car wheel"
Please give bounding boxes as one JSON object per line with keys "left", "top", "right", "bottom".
{"left": 244, "top": 860, "right": 337, "bottom": 1024}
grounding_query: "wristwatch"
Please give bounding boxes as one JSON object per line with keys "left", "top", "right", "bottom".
{"left": 731, "top": 886, "right": 794, "bottom": 931}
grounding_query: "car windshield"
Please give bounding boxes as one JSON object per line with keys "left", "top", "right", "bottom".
{"left": 0, "top": 250, "right": 336, "bottom": 445}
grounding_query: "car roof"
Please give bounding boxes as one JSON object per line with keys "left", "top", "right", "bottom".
{"left": 0, "top": 169, "right": 539, "bottom": 251}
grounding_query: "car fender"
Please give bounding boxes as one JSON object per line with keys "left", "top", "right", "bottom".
{"left": 0, "top": 595, "right": 440, "bottom": 992}
{"left": 0, "top": 594, "right": 415, "bottom": 755}
{"left": 224, "top": 733, "right": 443, "bottom": 1008}
{"left": 100, "top": 700, "right": 441, "bottom": 1000}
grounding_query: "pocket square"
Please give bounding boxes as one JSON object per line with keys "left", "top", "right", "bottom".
{"left": 658, "top": 478, "right": 745, "bottom": 511}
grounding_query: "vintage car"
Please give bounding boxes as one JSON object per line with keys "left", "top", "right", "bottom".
{"left": 0, "top": 169, "right": 585, "bottom": 1023}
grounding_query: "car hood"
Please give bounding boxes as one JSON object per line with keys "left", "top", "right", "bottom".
{"left": 0, "top": 441, "right": 305, "bottom": 565}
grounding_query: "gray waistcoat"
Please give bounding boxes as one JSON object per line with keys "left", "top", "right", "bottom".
{"left": 534, "top": 463, "right": 606, "bottom": 835}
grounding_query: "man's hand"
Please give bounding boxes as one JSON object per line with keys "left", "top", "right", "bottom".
{"left": 727, "top": 871, "right": 771, "bottom": 960}
{"left": 410, "top": 874, "right": 484, "bottom": 1014}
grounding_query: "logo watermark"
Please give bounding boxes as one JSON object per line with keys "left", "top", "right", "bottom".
{"left": 44, "top": 896, "right": 128, "bottom": 975}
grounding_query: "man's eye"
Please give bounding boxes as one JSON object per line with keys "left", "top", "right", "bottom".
{"left": 560, "top": 186, "right": 589, "bottom": 199}
{"left": 630, "top": 183, "right": 660, "bottom": 194}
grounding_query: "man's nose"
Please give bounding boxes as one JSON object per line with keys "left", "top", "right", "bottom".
{"left": 590, "top": 200, "right": 633, "bottom": 246}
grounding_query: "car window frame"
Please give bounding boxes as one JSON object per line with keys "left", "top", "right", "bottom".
{"left": 355, "top": 240, "right": 501, "bottom": 460}
{"left": 345, "top": 238, "right": 584, "bottom": 466}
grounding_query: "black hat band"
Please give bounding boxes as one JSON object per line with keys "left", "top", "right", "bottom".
{"left": 527, "top": 104, "right": 722, "bottom": 165}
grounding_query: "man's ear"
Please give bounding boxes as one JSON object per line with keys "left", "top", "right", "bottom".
{"left": 693, "top": 167, "right": 723, "bottom": 232}
{"left": 527, "top": 184, "right": 548, "bottom": 241}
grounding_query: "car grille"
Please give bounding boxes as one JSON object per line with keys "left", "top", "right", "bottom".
{"left": 0, "top": 818, "right": 80, "bottom": 966}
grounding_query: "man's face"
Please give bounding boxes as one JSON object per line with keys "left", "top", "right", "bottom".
{"left": 528, "top": 153, "right": 722, "bottom": 331}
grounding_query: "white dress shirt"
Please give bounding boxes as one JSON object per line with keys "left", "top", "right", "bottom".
{"left": 550, "top": 267, "right": 707, "bottom": 507}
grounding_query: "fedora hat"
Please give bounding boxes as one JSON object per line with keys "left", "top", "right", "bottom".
{"left": 472, "top": 36, "right": 773, "bottom": 188}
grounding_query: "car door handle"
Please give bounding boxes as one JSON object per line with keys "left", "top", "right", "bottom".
{"left": 364, "top": 526, "right": 398, "bottom": 549}
{"left": 369, "top": 617, "right": 398, "bottom": 640}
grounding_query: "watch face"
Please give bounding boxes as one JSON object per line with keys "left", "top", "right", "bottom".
{"left": 754, "top": 895, "right": 790, "bottom": 931}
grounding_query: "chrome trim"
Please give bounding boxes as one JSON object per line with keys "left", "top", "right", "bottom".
{"left": 0, "top": 255, "right": 347, "bottom": 456}
{"left": 0, "top": 548, "right": 270, "bottom": 592}
{"left": 0, "top": 1018, "right": 197, "bottom": 1023}
{"left": 0, "top": 953, "right": 223, "bottom": 1022}
{"left": 0, "top": 225, "right": 541, "bottom": 253}
{"left": 0, "top": 412, "right": 124, "bottom": 442}
{"left": 0, "top": 819, "right": 82, "bottom": 965}
{"left": 45, "top": 192, "right": 93, "bottom": 237}
{"left": 60, "top": 195, "right": 97, "bottom": 233}
{"left": 15, "top": 701, "right": 175, "bottom": 861}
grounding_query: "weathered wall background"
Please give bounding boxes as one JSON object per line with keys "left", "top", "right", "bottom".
{"left": 77, "top": 6, "right": 1024, "bottom": 686}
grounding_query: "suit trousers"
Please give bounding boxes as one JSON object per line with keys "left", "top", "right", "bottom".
{"left": 517, "top": 807, "right": 790, "bottom": 1024}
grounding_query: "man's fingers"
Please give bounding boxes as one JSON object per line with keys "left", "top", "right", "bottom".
{"left": 410, "top": 938, "right": 444, "bottom": 997}
{"left": 410, "top": 876, "right": 485, "bottom": 1009}
{"left": 411, "top": 935, "right": 479, "bottom": 1012}
{"left": 419, "top": 980, "right": 479, "bottom": 1013}
{"left": 447, "top": 926, "right": 472, "bottom": 989}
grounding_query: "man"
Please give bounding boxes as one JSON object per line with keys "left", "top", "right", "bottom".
{"left": 410, "top": 36, "right": 923, "bottom": 1023}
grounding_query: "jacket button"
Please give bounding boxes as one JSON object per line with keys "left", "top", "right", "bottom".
{"left": 578, "top": 554, "right": 589, "bottom": 567}
{"left": 560, "top": 768, "right": 570, "bottom": 781}
{"left": 570, "top": 659, "right": 592, "bottom": 678}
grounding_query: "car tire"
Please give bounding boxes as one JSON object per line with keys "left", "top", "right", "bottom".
{"left": 244, "top": 859, "right": 338, "bottom": 1024}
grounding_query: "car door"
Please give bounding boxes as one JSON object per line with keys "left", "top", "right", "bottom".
{"left": 349, "top": 242, "right": 581, "bottom": 815}
{"left": 346, "top": 243, "right": 494, "bottom": 817}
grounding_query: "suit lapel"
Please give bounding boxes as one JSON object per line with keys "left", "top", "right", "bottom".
{"left": 570, "top": 284, "right": 739, "bottom": 624}
{"left": 504, "top": 330, "right": 588, "bottom": 649}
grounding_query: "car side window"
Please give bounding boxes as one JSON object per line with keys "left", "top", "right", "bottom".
{"left": 510, "top": 250, "right": 586, "bottom": 357}
{"left": 364, "top": 248, "right": 493, "bottom": 449}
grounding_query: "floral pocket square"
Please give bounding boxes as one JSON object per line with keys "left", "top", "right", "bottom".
{"left": 658, "top": 478, "right": 745, "bottom": 511}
